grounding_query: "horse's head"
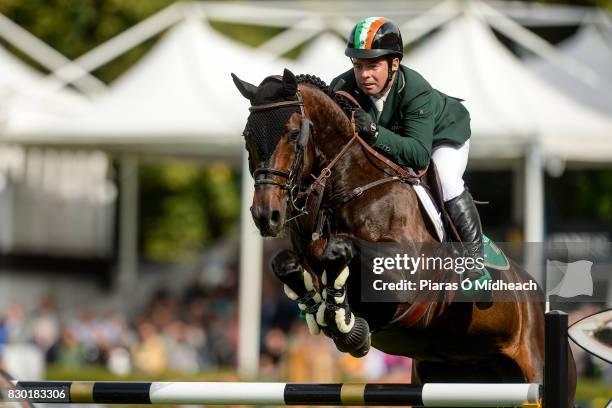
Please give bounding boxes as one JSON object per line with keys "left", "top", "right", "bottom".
{"left": 232, "top": 69, "right": 314, "bottom": 237}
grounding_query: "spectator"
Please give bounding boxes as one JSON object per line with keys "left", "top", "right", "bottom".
{"left": 132, "top": 322, "right": 168, "bottom": 374}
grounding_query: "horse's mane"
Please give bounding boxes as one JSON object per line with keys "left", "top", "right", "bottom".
{"left": 295, "top": 74, "right": 356, "bottom": 117}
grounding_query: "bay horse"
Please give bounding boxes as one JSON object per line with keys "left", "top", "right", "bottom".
{"left": 232, "top": 69, "right": 576, "bottom": 406}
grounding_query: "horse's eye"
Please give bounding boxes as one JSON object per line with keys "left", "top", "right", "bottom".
{"left": 288, "top": 128, "right": 300, "bottom": 141}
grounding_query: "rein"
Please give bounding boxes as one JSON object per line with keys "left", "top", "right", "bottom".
{"left": 248, "top": 85, "right": 426, "bottom": 235}
{"left": 293, "top": 110, "right": 425, "bottom": 236}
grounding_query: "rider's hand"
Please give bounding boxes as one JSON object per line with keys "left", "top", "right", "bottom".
{"left": 354, "top": 109, "right": 378, "bottom": 145}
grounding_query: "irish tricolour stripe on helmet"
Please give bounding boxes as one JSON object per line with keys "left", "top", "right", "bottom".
{"left": 354, "top": 17, "right": 388, "bottom": 49}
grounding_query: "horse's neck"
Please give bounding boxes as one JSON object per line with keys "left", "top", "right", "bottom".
{"left": 301, "top": 87, "right": 435, "bottom": 243}
{"left": 301, "top": 87, "right": 354, "bottom": 162}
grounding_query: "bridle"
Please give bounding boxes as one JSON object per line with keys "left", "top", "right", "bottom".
{"left": 247, "top": 84, "right": 425, "bottom": 227}
{"left": 248, "top": 91, "right": 311, "bottom": 215}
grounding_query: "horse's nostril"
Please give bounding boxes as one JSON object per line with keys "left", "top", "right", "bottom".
{"left": 270, "top": 210, "right": 281, "bottom": 225}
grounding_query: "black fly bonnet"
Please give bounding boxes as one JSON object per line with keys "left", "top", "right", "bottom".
{"left": 246, "top": 76, "right": 301, "bottom": 163}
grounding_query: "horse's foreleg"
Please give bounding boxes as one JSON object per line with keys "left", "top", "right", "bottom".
{"left": 319, "top": 236, "right": 371, "bottom": 358}
{"left": 271, "top": 250, "right": 323, "bottom": 335}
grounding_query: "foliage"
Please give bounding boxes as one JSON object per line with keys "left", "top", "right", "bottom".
{"left": 139, "top": 160, "right": 240, "bottom": 262}
{"left": 208, "top": 20, "right": 284, "bottom": 47}
{"left": 534, "top": 0, "right": 611, "bottom": 11}
{"left": 0, "top": 0, "right": 178, "bottom": 82}
{"left": 547, "top": 170, "right": 612, "bottom": 224}
{"left": 574, "top": 377, "right": 612, "bottom": 406}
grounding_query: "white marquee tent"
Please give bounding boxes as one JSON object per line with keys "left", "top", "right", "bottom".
{"left": 0, "top": 44, "right": 89, "bottom": 131}
{"left": 295, "top": 32, "right": 351, "bottom": 84}
{"left": 1, "top": 18, "right": 297, "bottom": 157}
{"left": 526, "top": 20, "right": 612, "bottom": 116}
{"left": 0, "top": 43, "right": 115, "bottom": 260}
{"left": 404, "top": 9, "right": 612, "bottom": 163}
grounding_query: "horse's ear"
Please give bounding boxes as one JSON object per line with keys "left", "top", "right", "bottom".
{"left": 282, "top": 68, "right": 298, "bottom": 96}
{"left": 231, "top": 73, "right": 258, "bottom": 102}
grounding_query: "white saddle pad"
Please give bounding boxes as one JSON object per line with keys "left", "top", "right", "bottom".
{"left": 413, "top": 184, "right": 445, "bottom": 242}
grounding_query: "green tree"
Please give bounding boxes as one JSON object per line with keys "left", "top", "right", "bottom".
{"left": 0, "top": 0, "right": 179, "bottom": 81}
{"left": 139, "top": 161, "right": 240, "bottom": 262}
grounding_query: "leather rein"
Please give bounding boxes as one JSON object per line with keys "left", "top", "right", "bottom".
{"left": 248, "top": 88, "right": 426, "bottom": 230}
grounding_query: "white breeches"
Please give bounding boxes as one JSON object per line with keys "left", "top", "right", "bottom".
{"left": 431, "top": 140, "right": 470, "bottom": 202}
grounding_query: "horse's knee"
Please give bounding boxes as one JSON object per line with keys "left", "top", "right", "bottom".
{"left": 323, "top": 236, "right": 355, "bottom": 265}
{"left": 271, "top": 250, "right": 304, "bottom": 286}
{"left": 317, "top": 239, "right": 371, "bottom": 357}
{"left": 271, "top": 250, "right": 323, "bottom": 335}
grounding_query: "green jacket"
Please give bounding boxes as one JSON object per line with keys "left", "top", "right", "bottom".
{"left": 330, "top": 65, "right": 471, "bottom": 170}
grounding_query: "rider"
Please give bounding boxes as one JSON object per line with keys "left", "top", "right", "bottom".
{"left": 331, "top": 17, "right": 485, "bottom": 283}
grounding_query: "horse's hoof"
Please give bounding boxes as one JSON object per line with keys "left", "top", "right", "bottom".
{"left": 332, "top": 317, "right": 371, "bottom": 358}
{"left": 348, "top": 333, "right": 371, "bottom": 358}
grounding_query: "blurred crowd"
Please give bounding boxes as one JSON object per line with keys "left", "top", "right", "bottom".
{"left": 0, "top": 272, "right": 414, "bottom": 382}
{"left": 0, "top": 258, "right": 609, "bottom": 385}
{"left": 0, "top": 284, "right": 237, "bottom": 376}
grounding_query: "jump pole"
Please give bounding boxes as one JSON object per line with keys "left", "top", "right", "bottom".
{"left": 10, "top": 381, "right": 540, "bottom": 406}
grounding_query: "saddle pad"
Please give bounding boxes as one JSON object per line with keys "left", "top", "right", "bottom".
{"left": 413, "top": 185, "right": 445, "bottom": 242}
{"left": 483, "top": 234, "right": 510, "bottom": 270}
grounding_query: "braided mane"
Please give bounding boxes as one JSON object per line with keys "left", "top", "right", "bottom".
{"left": 295, "top": 74, "right": 356, "bottom": 116}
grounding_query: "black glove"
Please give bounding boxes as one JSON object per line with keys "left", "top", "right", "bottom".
{"left": 354, "top": 109, "right": 378, "bottom": 145}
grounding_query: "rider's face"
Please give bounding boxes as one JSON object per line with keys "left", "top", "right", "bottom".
{"left": 353, "top": 57, "right": 399, "bottom": 97}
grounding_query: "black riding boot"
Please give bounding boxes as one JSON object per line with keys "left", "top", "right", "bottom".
{"left": 445, "top": 190, "right": 491, "bottom": 308}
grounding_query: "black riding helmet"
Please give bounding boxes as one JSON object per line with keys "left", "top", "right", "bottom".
{"left": 346, "top": 17, "right": 403, "bottom": 90}
{"left": 345, "top": 17, "right": 403, "bottom": 60}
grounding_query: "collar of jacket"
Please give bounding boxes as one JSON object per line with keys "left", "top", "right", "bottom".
{"left": 378, "top": 69, "right": 406, "bottom": 125}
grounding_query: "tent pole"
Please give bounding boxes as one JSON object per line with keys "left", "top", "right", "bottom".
{"left": 524, "top": 141, "right": 547, "bottom": 311}
{"left": 117, "top": 156, "right": 139, "bottom": 296}
{"left": 238, "top": 151, "right": 262, "bottom": 379}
